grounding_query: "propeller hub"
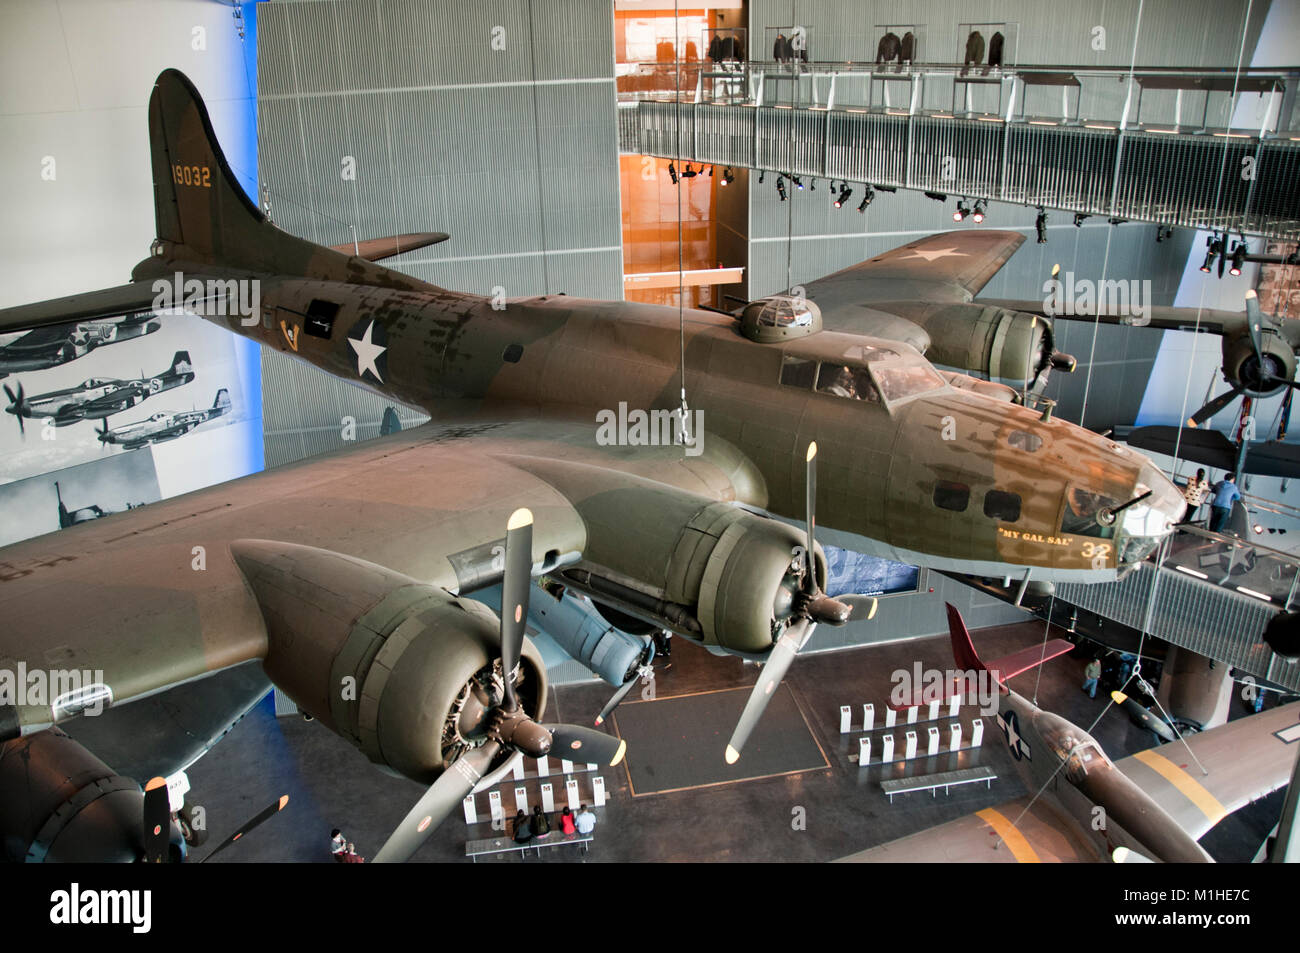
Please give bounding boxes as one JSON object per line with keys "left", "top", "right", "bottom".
{"left": 488, "top": 707, "right": 552, "bottom": 759}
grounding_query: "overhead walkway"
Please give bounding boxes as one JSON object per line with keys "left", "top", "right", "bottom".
{"left": 957, "top": 525, "right": 1300, "bottom": 692}
{"left": 617, "top": 62, "right": 1300, "bottom": 243}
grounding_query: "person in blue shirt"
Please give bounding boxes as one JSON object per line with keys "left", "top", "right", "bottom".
{"left": 1209, "top": 476, "right": 1242, "bottom": 532}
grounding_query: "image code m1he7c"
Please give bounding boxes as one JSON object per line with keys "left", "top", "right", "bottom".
{"left": 1, "top": 0, "right": 1299, "bottom": 882}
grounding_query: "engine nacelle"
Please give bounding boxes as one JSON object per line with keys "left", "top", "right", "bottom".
{"left": 910, "top": 302, "right": 1053, "bottom": 388}
{"left": 0, "top": 727, "right": 164, "bottom": 862}
{"left": 1223, "top": 332, "right": 1296, "bottom": 397}
{"left": 230, "top": 540, "right": 546, "bottom": 786}
{"left": 559, "top": 501, "right": 824, "bottom": 656}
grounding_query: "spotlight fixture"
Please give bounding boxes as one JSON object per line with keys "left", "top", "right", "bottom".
{"left": 668, "top": 162, "right": 678, "bottom": 185}
{"left": 720, "top": 167, "right": 735, "bottom": 186}
{"left": 792, "top": 175, "right": 804, "bottom": 190}
{"left": 971, "top": 199, "right": 986, "bottom": 223}
{"left": 923, "top": 191, "right": 948, "bottom": 202}
{"left": 708, "top": 165, "right": 714, "bottom": 177}
{"left": 681, "top": 164, "right": 697, "bottom": 178}
{"left": 809, "top": 178, "right": 817, "bottom": 192}
{"left": 758, "top": 169, "right": 765, "bottom": 184}
{"left": 953, "top": 200, "right": 969, "bottom": 223}
{"left": 1107, "top": 217, "right": 1127, "bottom": 225}
{"left": 776, "top": 176, "right": 787, "bottom": 201}
{"left": 1035, "top": 208, "right": 1048, "bottom": 244}
{"left": 1230, "top": 240, "right": 1247, "bottom": 276}
{"left": 834, "top": 184, "right": 852, "bottom": 208}
{"left": 1073, "top": 213, "right": 1089, "bottom": 227}
{"left": 858, "top": 187, "right": 875, "bottom": 213}
{"left": 1201, "top": 235, "right": 1223, "bottom": 273}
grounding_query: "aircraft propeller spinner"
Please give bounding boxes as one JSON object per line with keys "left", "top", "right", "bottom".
{"left": 724, "top": 442, "right": 877, "bottom": 764}
{"left": 373, "top": 508, "right": 627, "bottom": 863}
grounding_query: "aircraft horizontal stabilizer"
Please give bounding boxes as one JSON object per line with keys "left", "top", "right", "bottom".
{"left": 329, "top": 232, "right": 449, "bottom": 262}
{"left": 947, "top": 601, "right": 1072, "bottom": 678}
{"left": 0, "top": 282, "right": 160, "bottom": 337}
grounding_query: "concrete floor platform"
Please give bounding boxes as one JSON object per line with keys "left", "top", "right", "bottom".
{"left": 183, "top": 617, "right": 1284, "bottom": 863}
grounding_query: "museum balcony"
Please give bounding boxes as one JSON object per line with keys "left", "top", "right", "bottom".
{"left": 617, "top": 60, "right": 1300, "bottom": 243}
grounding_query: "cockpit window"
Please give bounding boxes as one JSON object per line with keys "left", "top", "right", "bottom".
{"left": 780, "top": 356, "right": 817, "bottom": 388}
{"left": 984, "top": 490, "right": 1022, "bottom": 522}
{"left": 815, "top": 364, "right": 879, "bottom": 402}
{"left": 873, "top": 364, "right": 946, "bottom": 402}
{"left": 844, "top": 344, "right": 900, "bottom": 363}
{"left": 1062, "top": 486, "right": 1118, "bottom": 539}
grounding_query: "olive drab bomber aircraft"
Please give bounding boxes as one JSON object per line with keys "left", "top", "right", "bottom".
{"left": 0, "top": 71, "right": 1183, "bottom": 862}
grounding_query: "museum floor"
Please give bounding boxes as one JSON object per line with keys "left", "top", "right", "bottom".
{"left": 184, "top": 617, "right": 1284, "bottom": 863}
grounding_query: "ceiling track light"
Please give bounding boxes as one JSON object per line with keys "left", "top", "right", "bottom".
{"left": 858, "top": 187, "right": 874, "bottom": 213}
{"left": 1035, "top": 208, "right": 1048, "bottom": 244}
{"left": 792, "top": 175, "right": 804, "bottom": 190}
{"left": 668, "top": 162, "right": 678, "bottom": 185}
{"left": 776, "top": 176, "right": 787, "bottom": 201}
{"left": 1230, "top": 240, "right": 1247, "bottom": 276}
{"left": 924, "top": 191, "right": 947, "bottom": 202}
{"left": 953, "top": 200, "right": 969, "bottom": 223}
{"left": 681, "top": 163, "right": 697, "bottom": 178}
{"left": 1073, "top": 213, "right": 1089, "bottom": 227}
{"left": 834, "top": 185, "right": 852, "bottom": 208}
{"left": 971, "top": 199, "right": 986, "bottom": 223}
{"left": 1202, "top": 234, "right": 1224, "bottom": 274}
{"left": 758, "top": 169, "right": 765, "bottom": 184}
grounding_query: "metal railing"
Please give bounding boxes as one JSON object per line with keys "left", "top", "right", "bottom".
{"left": 617, "top": 61, "right": 1300, "bottom": 242}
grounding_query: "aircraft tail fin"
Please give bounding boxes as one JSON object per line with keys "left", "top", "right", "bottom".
{"left": 142, "top": 70, "right": 436, "bottom": 293}
{"left": 946, "top": 602, "right": 1074, "bottom": 685}
{"left": 169, "top": 351, "right": 192, "bottom": 375}
{"left": 214, "top": 388, "right": 231, "bottom": 411}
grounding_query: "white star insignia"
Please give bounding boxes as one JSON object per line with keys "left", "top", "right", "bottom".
{"left": 901, "top": 246, "right": 966, "bottom": 262}
{"left": 349, "top": 320, "right": 387, "bottom": 383}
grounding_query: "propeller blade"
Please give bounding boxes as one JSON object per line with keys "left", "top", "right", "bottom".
{"left": 594, "top": 676, "right": 640, "bottom": 727}
{"left": 500, "top": 508, "right": 533, "bottom": 710}
{"left": 142, "top": 776, "right": 171, "bottom": 863}
{"left": 839, "top": 594, "right": 880, "bottom": 622}
{"left": 804, "top": 442, "right": 817, "bottom": 594}
{"left": 373, "top": 742, "right": 500, "bottom": 864}
{"left": 1188, "top": 385, "right": 1245, "bottom": 428}
{"left": 545, "top": 724, "right": 627, "bottom": 766}
{"left": 725, "top": 620, "right": 814, "bottom": 763}
{"left": 1112, "top": 846, "right": 1155, "bottom": 863}
{"left": 200, "top": 794, "right": 290, "bottom": 863}
{"left": 1244, "top": 289, "right": 1270, "bottom": 367}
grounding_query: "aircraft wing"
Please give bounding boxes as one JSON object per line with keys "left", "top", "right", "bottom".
{"left": 802, "top": 230, "right": 1026, "bottom": 309}
{"left": 1115, "top": 701, "right": 1300, "bottom": 841}
{"left": 978, "top": 299, "right": 1250, "bottom": 336}
{"left": 0, "top": 418, "right": 756, "bottom": 739}
{"left": 837, "top": 795, "right": 1101, "bottom": 862}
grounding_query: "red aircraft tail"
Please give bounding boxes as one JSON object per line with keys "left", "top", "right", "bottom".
{"left": 946, "top": 602, "right": 1074, "bottom": 686}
